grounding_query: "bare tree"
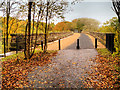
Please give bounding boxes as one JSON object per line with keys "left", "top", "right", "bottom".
{"left": 112, "top": 0, "right": 120, "bottom": 22}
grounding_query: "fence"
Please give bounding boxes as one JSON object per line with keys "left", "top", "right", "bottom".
{"left": 9, "top": 32, "right": 73, "bottom": 51}
{"left": 87, "top": 32, "right": 115, "bottom": 53}
{"left": 0, "top": 32, "right": 74, "bottom": 57}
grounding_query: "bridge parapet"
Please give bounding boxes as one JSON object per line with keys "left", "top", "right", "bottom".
{"left": 87, "top": 32, "right": 115, "bottom": 53}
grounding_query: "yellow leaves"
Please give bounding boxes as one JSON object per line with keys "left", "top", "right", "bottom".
{"left": 38, "top": 81, "right": 41, "bottom": 83}
{"left": 50, "top": 81, "right": 52, "bottom": 84}
{"left": 44, "top": 81, "right": 47, "bottom": 84}
{"left": 72, "top": 62, "right": 76, "bottom": 65}
{"left": 35, "top": 68, "right": 38, "bottom": 70}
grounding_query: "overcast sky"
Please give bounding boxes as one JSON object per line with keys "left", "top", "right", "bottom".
{"left": 0, "top": 0, "right": 117, "bottom": 26}
{"left": 55, "top": 0, "right": 117, "bottom": 25}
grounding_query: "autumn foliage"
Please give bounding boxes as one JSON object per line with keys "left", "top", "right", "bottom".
{"left": 83, "top": 49, "right": 120, "bottom": 88}
{"left": 2, "top": 51, "right": 57, "bottom": 88}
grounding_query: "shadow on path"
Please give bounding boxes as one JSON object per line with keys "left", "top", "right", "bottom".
{"left": 64, "top": 33, "right": 94, "bottom": 50}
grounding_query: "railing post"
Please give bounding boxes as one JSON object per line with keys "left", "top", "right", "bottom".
{"left": 95, "top": 38, "right": 97, "bottom": 48}
{"left": 111, "top": 34, "right": 115, "bottom": 54}
{"left": 76, "top": 39, "right": 80, "bottom": 49}
{"left": 59, "top": 39, "right": 61, "bottom": 50}
{"left": 106, "top": 34, "right": 108, "bottom": 48}
{"left": 16, "top": 36, "right": 18, "bottom": 54}
{"left": 4, "top": 38, "right": 6, "bottom": 57}
{"left": 106, "top": 33, "right": 115, "bottom": 54}
{"left": 41, "top": 40, "right": 43, "bottom": 50}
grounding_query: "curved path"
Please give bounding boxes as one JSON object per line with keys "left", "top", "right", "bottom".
{"left": 64, "top": 33, "right": 94, "bottom": 49}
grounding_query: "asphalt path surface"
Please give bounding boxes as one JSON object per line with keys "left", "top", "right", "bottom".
{"left": 64, "top": 33, "right": 94, "bottom": 50}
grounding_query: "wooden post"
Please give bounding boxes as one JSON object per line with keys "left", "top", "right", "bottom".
{"left": 41, "top": 40, "right": 43, "bottom": 50}
{"left": 59, "top": 39, "right": 61, "bottom": 50}
{"left": 110, "top": 34, "right": 115, "bottom": 54}
{"left": 95, "top": 38, "right": 97, "bottom": 48}
{"left": 76, "top": 39, "right": 80, "bottom": 49}
{"left": 106, "top": 34, "right": 108, "bottom": 48}
{"left": 4, "top": 38, "right": 6, "bottom": 57}
{"left": 16, "top": 36, "right": 18, "bottom": 54}
{"left": 106, "top": 33, "right": 115, "bottom": 53}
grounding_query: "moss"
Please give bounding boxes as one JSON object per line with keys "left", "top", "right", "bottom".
{"left": 96, "top": 48, "right": 112, "bottom": 56}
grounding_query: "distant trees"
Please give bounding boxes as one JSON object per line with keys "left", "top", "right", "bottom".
{"left": 53, "top": 21, "right": 71, "bottom": 31}
{"left": 53, "top": 18, "right": 100, "bottom": 32}
{"left": 71, "top": 18, "right": 100, "bottom": 32}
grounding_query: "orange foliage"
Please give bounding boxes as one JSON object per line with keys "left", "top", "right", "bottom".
{"left": 53, "top": 21, "right": 71, "bottom": 31}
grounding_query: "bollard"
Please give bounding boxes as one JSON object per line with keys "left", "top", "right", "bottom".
{"left": 59, "top": 39, "right": 61, "bottom": 50}
{"left": 41, "top": 40, "right": 43, "bottom": 50}
{"left": 95, "top": 38, "right": 97, "bottom": 48}
{"left": 76, "top": 39, "right": 80, "bottom": 49}
{"left": 4, "top": 38, "right": 6, "bottom": 57}
{"left": 106, "top": 34, "right": 108, "bottom": 48}
{"left": 16, "top": 37, "right": 18, "bottom": 54}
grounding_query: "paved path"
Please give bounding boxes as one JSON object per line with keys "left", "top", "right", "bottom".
{"left": 25, "top": 33, "right": 98, "bottom": 88}
{"left": 64, "top": 33, "right": 94, "bottom": 50}
{"left": 26, "top": 49, "right": 98, "bottom": 88}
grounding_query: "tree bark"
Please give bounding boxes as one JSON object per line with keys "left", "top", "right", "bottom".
{"left": 44, "top": 1, "right": 49, "bottom": 52}
{"left": 31, "top": 2, "right": 35, "bottom": 52}
{"left": 6, "top": 1, "right": 10, "bottom": 51}
{"left": 27, "top": 2, "right": 32, "bottom": 59}
{"left": 30, "top": 6, "right": 42, "bottom": 58}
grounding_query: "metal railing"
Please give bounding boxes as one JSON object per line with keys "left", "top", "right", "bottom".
{"left": 87, "top": 32, "right": 115, "bottom": 53}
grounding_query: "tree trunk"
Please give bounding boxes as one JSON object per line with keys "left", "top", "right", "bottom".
{"left": 30, "top": 6, "right": 42, "bottom": 58}
{"left": 24, "top": 23, "right": 28, "bottom": 59}
{"left": 118, "top": 23, "right": 120, "bottom": 55}
{"left": 27, "top": 2, "right": 32, "bottom": 59}
{"left": 6, "top": 1, "right": 10, "bottom": 51}
{"left": 44, "top": 1, "right": 49, "bottom": 52}
{"left": 31, "top": 2, "right": 35, "bottom": 52}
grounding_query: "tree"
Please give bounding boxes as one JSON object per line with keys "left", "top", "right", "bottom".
{"left": 70, "top": 18, "right": 100, "bottom": 32}
{"left": 98, "top": 17, "right": 120, "bottom": 54}
{"left": 0, "top": 0, "right": 22, "bottom": 51}
{"left": 53, "top": 21, "right": 71, "bottom": 31}
{"left": 0, "top": 0, "right": 81, "bottom": 59}
{"left": 112, "top": 0, "right": 120, "bottom": 54}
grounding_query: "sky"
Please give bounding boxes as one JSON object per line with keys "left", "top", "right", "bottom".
{"left": 0, "top": 0, "right": 117, "bottom": 26}
{"left": 54, "top": 0, "right": 117, "bottom": 26}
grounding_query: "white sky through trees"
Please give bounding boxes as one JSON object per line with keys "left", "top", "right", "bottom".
{"left": 0, "top": 0, "right": 117, "bottom": 26}
{"left": 56, "top": 0, "right": 117, "bottom": 26}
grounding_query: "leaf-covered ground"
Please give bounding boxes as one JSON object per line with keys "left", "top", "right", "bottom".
{"left": 22, "top": 49, "right": 98, "bottom": 88}
{"left": 2, "top": 50, "right": 57, "bottom": 88}
{"left": 2, "top": 48, "right": 120, "bottom": 88}
{"left": 83, "top": 49, "right": 120, "bottom": 88}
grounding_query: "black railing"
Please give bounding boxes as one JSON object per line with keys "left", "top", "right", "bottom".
{"left": 106, "top": 34, "right": 115, "bottom": 53}
{"left": 87, "top": 32, "right": 115, "bottom": 53}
